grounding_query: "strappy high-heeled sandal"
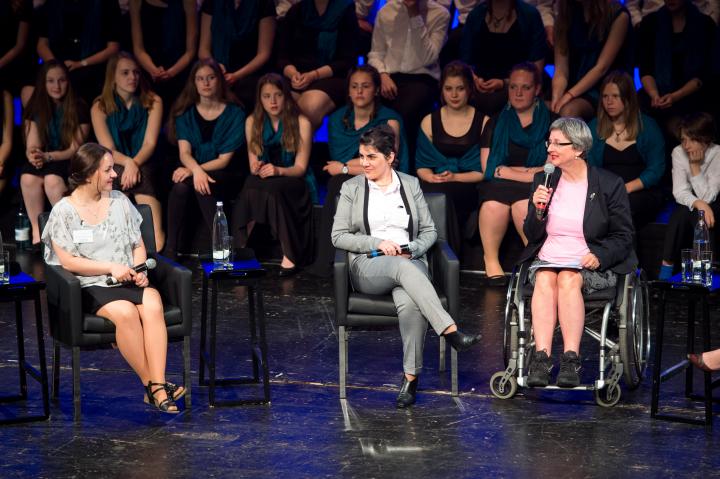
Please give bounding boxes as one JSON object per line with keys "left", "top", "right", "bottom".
{"left": 145, "top": 381, "right": 179, "bottom": 414}
{"left": 143, "top": 382, "right": 186, "bottom": 404}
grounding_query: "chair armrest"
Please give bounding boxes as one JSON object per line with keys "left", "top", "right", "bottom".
{"left": 334, "top": 248, "right": 350, "bottom": 326}
{"left": 149, "top": 254, "right": 193, "bottom": 336}
{"left": 431, "top": 240, "right": 459, "bottom": 321}
{"left": 44, "top": 264, "right": 84, "bottom": 345}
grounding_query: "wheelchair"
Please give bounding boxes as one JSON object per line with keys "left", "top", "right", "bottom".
{"left": 489, "top": 260, "right": 650, "bottom": 407}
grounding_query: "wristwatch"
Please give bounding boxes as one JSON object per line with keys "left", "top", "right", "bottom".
{"left": 341, "top": 165, "right": 349, "bottom": 175}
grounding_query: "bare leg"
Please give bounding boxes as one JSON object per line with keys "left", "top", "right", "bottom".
{"left": 296, "top": 90, "right": 336, "bottom": 130}
{"left": 479, "top": 201, "right": 511, "bottom": 277}
{"left": 531, "top": 269, "right": 559, "bottom": 354}
{"left": 701, "top": 349, "right": 720, "bottom": 369}
{"left": 135, "top": 194, "right": 165, "bottom": 251}
{"left": 280, "top": 255, "right": 295, "bottom": 269}
{"left": 20, "top": 174, "right": 46, "bottom": 244}
{"left": 510, "top": 200, "right": 529, "bottom": 245}
{"left": 559, "top": 98, "right": 594, "bottom": 121}
{"left": 20, "top": 86, "right": 34, "bottom": 107}
{"left": 556, "top": 270, "right": 585, "bottom": 354}
{"left": 135, "top": 288, "right": 173, "bottom": 389}
{"left": 44, "top": 174, "right": 67, "bottom": 205}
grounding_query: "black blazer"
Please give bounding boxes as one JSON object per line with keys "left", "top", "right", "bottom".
{"left": 519, "top": 165, "right": 637, "bottom": 274}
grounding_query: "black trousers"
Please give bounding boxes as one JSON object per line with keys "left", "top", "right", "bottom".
{"left": 662, "top": 199, "right": 720, "bottom": 263}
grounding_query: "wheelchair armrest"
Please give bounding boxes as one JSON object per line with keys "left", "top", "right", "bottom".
{"left": 431, "top": 240, "right": 459, "bottom": 321}
{"left": 334, "top": 248, "right": 349, "bottom": 325}
{"left": 44, "top": 264, "right": 84, "bottom": 345}
{"left": 149, "top": 254, "right": 193, "bottom": 336}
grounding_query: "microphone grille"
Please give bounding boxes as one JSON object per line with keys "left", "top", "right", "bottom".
{"left": 543, "top": 163, "right": 556, "bottom": 175}
{"left": 146, "top": 258, "right": 157, "bottom": 269}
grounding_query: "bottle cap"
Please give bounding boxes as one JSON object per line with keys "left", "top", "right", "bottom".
{"left": 216, "top": 201, "right": 223, "bottom": 207}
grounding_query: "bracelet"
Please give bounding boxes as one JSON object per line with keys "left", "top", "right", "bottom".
{"left": 81, "top": 59, "right": 88, "bottom": 67}
{"left": 566, "top": 90, "right": 576, "bottom": 99}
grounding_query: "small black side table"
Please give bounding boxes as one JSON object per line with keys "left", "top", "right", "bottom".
{"left": 199, "top": 259, "right": 270, "bottom": 407}
{"left": 651, "top": 273, "right": 719, "bottom": 427}
{"left": 0, "top": 272, "right": 49, "bottom": 424}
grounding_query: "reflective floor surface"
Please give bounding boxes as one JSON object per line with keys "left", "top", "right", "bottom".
{"left": 0, "top": 253, "right": 718, "bottom": 478}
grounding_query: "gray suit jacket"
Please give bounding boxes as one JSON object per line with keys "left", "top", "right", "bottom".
{"left": 331, "top": 172, "right": 438, "bottom": 265}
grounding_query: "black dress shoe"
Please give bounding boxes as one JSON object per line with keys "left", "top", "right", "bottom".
{"left": 278, "top": 266, "right": 298, "bottom": 277}
{"left": 396, "top": 376, "right": 418, "bottom": 408}
{"left": 443, "top": 330, "right": 482, "bottom": 352}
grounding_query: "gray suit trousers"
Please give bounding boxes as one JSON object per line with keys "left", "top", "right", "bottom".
{"left": 350, "top": 255, "right": 455, "bottom": 375}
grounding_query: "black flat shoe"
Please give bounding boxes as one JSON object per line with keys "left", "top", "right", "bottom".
{"left": 396, "top": 375, "right": 418, "bottom": 408}
{"left": 443, "top": 330, "right": 482, "bottom": 352}
{"left": 278, "top": 266, "right": 298, "bottom": 277}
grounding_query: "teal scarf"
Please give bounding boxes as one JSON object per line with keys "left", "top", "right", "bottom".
{"left": 484, "top": 100, "right": 550, "bottom": 180}
{"left": 415, "top": 129, "right": 481, "bottom": 174}
{"left": 300, "top": 0, "right": 352, "bottom": 65}
{"left": 106, "top": 95, "right": 149, "bottom": 158}
{"left": 327, "top": 104, "right": 409, "bottom": 173}
{"left": 211, "top": 0, "right": 258, "bottom": 69}
{"left": 175, "top": 103, "right": 246, "bottom": 164}
{"left": 261, "top": 115, "right": 319, "bottom": 203}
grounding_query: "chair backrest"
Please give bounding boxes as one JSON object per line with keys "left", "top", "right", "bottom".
{"left": 424, "top": 193, "right": 447, "bottom": 243}
{"left": 37, "top": 201, "right": 157, "bottom": 255}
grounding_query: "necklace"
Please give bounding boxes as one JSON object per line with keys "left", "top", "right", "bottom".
{"left": 613, "top": 126, "right": 626, "bottom": 142}
{"left": 490, "top": 10, "right": 511, "bottom": 30}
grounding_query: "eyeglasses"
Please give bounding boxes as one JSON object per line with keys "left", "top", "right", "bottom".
{"left": 545, "top": 140, "right": 574, "bottom": 149}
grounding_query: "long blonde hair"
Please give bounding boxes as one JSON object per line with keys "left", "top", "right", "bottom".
{"left": 95, "top": 52, "right": 155, "bottom": 115}
{"left": 249, "top": 74, "right": 301, "bottom": 156}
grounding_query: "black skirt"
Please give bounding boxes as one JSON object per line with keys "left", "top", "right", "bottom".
{"left": 233, "top": 175, "right": 313, "bottom": 266}
{"left": 296, "top": 77, "right": 347, "bottom": 108}
{"left": 20, "top": 159, "right": 70, "bottom": 179}
{"left": 112, "top": 161, "right": 157, "bottom": 197}
{"left": 82, "top": 284, "right": 145, "bottom": 314}
{"left": 480, "top": 179, "right": 532, "bottom": 206}
{"left": 420, "top": 181, "right": 481, "bottom": 255}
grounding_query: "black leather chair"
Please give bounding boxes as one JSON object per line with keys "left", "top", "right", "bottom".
{"left": 40, "top": 204, "right": 192, "bottom": 420}
{"left": 334, "top": 193, "right": 459, "bottom": 399}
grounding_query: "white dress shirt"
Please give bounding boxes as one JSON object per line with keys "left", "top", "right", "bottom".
{"left": 672, "top": 144, "right": 720, "bottom": 210}
{"left": 368, "top": 0, "right": 450, "bottom": 80}
{"left": 367, "top": 171, "right": 411, "bottom": 245}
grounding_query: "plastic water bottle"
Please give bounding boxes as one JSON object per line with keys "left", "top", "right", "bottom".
{"left": 212, "top": 202, "right": 229, "bottom": 269}
{"left": 693, "top": 210, "right": 710, "bottom": 283}
{"left": 0, "top": 231, "right": 6, "bottom": 283}
{"left": 15, "top": 206, "right": 31, "bottom": 251}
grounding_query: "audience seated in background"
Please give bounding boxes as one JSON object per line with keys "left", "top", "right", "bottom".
{"left": 35, "top": 0, "right": 121, "bottom": 106}
{"left": 164, "top": 59, "right": 246, "bottom": 260}
{"left": 460, "top": 0, "right": 546, "bottom": 116}
{"left": 588, "top": 71, "right": 665, "bottom": 232}
{"left": 91, "top": 52, "right": 166, "bottom": 251}
{"left": 0, "top": 89, "right": 12, "bottom": 197}
{"left": 276, "top": 0, "right": 359, "bottom": 129}
{"left": 626, "top": 0, "right": 720, "bottom": 26}
{"left": 0, "top": 0, "right": 33, "bottom": 102}
{"left": 658, "top": 112, "right": 720, "bottom": 280}
{"left": 21, "top": 60, "right": 90, "bottom": 246}
{"left": 522, "top": 117, "right": 636, "bottom": 388}
{"left": 130, "top": 0, "right": 198, "bottom": 117}
{"left": 479, "top": 62, "right": 553, "bottom": 282}
{"left": 198, "top": 0, "right": 277, "bottom": 111}
{"left": 312, "top": 65, "right": 408, "bottom": 276}
{"left": 637, "top": 0, "right": 716, "bottom": 144}
{"left": 551, "top": 0, "right": 632, "bottom": 120}
{"left": 368, "top": 0, "right": 450, "bottom": 166}
{"left": 416, "top": 61, "right": 484, "bottom": 256}
{"left": 232, "top": 73, "right": 316, "bottom": 276}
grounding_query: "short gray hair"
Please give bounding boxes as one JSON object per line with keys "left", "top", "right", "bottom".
{"left": 549, "top": 117, "right": 593, "bottom": 157}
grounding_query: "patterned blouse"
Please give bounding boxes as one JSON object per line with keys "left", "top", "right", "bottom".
{"left": 42, "top": 191, "right": 143, "bottom": 288}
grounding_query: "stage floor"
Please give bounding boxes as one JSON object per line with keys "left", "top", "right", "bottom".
{"left": 0, "top": 253, "right": 718, "bottom": 478}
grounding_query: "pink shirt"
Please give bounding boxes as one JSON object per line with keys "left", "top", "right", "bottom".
{"left": 538, "top": 175, "right": 590, "bottom": 265}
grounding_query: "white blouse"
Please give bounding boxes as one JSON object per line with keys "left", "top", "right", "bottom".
{"left": 367, "top": 171, "right": 411, "bottom": 246}
{"left": 671, "top": 143, "right": 720, "bottom": 210}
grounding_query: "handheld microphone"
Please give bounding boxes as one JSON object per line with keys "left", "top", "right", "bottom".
{"left": 367, "top": 244, "right": 411, "bottom": 258}
{"left": 106, "top": 258, "right": 157, "bottom": 285}
{"left": 535, "top": 163, "right": 556, "bottom": 220}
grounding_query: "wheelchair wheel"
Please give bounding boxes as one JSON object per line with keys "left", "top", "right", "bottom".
{"left": 594, "top": 385, "right": 621, "bottom": 407}
{"left": 502, "top": 269, "right": 521, "bottom": 367}
{"left": 619, "top": 271, "right": 651, "bottom": 390}
{"left": 490, "top": 371, "right": 517, "bottom": 400}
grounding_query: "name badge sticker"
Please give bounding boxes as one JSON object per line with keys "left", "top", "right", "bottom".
{"left": 72, "top": 229, "right": 94, "bottom": 244}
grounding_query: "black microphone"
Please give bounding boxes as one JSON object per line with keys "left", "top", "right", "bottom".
{"left": 106, "top": 258, "right": 157, "bottom": 285}
{"left": 535, "top": 163, "right": 556, "bottom": 220}
{"left": 367, "top": 244, "right": 411, "bottom": 258}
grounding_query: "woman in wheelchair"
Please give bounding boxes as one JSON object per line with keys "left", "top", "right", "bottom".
{"left": 331, "top": 124, "right": 481, "bottom": 408}
{"left": 521, "top": 117, "right": 636, "bottom": 388}
{"left": 42, "top": 143, "right": 185, "bottom": 414}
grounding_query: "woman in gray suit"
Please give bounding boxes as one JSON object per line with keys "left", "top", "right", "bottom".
{"left": 331, "top": 124, "right": 481, "bottom": 408}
